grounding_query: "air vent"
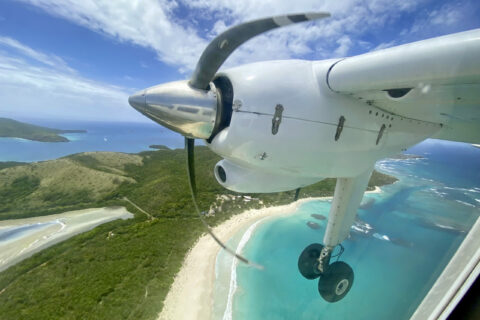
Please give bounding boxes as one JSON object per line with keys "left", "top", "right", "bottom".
{"left": 384, "top": 88, "right": 412, "bottom": 98}
{"left": 217, "top": 165, "right": 227, "bottom": 183}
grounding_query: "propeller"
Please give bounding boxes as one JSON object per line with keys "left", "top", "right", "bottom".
{"left": 294, "top": 188, "right": 301, "bottom": 201}
{"left": 129, "top": 12, "right": 330, "bottom": 267}
{"left": 189, "top": 13, "right": 330, "bottom": 90}
{"left": 186, "top": 138, "right": 260, "bottom": 267}
{"left": 128, "top": 12, "right": 330, "bottom": 140}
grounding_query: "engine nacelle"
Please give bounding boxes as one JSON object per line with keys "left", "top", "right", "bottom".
{"left": 208, "top": 59, "right": 441, "bottom": 182}
{"left": 214, "top": 159, "right": 321, "bottom": 193}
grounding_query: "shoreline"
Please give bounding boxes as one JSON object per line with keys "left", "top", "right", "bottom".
{"left": 0, "top": 207, "right": 133, "bottom": 272}
{"left": 158, "top": 187, "right": 382, "bottom": 320}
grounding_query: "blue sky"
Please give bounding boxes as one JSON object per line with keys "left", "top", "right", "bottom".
{"left": 0, "top": 0, "right": 479, "bottom": 123}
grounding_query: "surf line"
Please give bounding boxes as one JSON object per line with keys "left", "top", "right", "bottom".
{"left": 222, "top": 217, "right": 267, "bottom": 320}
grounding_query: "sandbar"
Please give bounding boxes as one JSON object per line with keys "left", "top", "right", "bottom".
{"left": 0, "top": 207, "right": 133, "bottom": 272}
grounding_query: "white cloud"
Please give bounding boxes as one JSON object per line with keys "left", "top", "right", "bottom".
{"left": 429, "top": 7, "right": 463, "bottom": 26}
{"left": 373, "top": 40, "right": 396, "bottom": 51}
{"left": 0, "top": 38, "right": 144, "bottom": 122}
{"left": 18, "top": 0, "right": 429, "bottom": 72}
{"left": 0, "top": 36, "right": 75, "bottom": 73}
{"left": 334, "top": 35, "right": 352, "bottom": 57}
{"left": 18, "top": 0, "right": 207, "bottom": 72}
{"left": 358, "top": 40, "right": 372, "bottom": 49}
{"left": 210, "top": 20, "right": 228, "bottom": 38}
{"left": 407, "top": 2, "right": 468, "bottom": 37}
{"left": 3, "top": 0, "right": 470, "bottom": 123}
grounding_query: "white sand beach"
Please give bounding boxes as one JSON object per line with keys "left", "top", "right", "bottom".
{"left": 0, "top": 206, "right": 133, "bottom": 272}
{"left": 158, "top": 187, "right": 381, "bottom": 320}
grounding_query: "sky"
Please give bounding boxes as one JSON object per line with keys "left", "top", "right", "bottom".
{"left": 0, "top": 0, "right": 479, "bottom": 123}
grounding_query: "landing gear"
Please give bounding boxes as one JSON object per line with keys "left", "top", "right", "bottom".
{"left": 318, "top": 261, "right": 354, "bottom": 302}
{"left": 298, "top": 244, "right": 353, "bottom": 302}
{"left": 297, "top": 168, "right": 373, "bottom": 302}
{"left": 297, "top": 243, "right": 323, "bottom": 279}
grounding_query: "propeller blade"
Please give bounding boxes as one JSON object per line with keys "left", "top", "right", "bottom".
{"left": 184, "top": 138, "right": 263, "bottom": 269}
{"left": 186, "top": 137, "right": 197, "bottom": 196}
{"left": 189, "top": 12, "right": 330, "bottom": 90}
{"left": 294, "top": 188, "right": 301, "bottom": 201}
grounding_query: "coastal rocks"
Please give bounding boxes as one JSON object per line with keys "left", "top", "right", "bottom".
{"left": 416, "top": 217, "right": 469, "bottom": 234}
{"left": 311, "top": 213, "right": 326, "bottom": 220}
{"left": 210, "top": 194, "right": 263, "bottom": 217}
{"left": 304, "top": 215, "right": 409, "bottom": 248}
{"left": 306, "top": 221, "right": 321, "bottom": 229}
{"left": 351, "top": 218, "right": 374, "bottom": 237}
{"left": 390, "top": 237, "right": 414, "bottom": 248}
{"left": 359, "top": 198, "right": 376, "bottom": 210}
{"left": 372, "top": 233, "right": 390, "bottom": 241}
{"left": 208, "top": 207, "right": 216, "bottom": 216}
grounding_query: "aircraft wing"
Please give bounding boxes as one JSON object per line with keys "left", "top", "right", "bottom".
{"left": 327, "top": 29, "right": 480, "bottom": 144}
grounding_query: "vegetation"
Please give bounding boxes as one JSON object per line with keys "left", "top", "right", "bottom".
{"left": 0, "top": 147, "right": 397, "bottom": 319}
{"left": 0, "top": 161, "right": 26, "bottom": 170}
{"left": 0, "top": 152, "right": 140, "bottom": 220}
{"left": 0, "top": 117, "right": 86, "bottom": 142}
{"left": 148, "top": 145, "right": 170, "bottom": 150}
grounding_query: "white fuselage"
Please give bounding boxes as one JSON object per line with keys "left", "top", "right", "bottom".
{"left": 208, "top": 60, "right": 441, "bottom": 192}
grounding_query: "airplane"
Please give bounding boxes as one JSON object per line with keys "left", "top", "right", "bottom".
{"left": 127, "top": 12, "right": 480, "bottom": 307}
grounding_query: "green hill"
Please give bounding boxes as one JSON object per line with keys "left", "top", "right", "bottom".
{"left": 0, "top": 117, "right": 86, "bottom": 142}
{"left": 0, "top": 152, "right": 142, "bottom": 220}
{"left": 0, "top": 148, "right": 397, "bottom": 319}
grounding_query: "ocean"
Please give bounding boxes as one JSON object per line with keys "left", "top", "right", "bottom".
{"left": 214, "top": 140, "right": 480, "bottom": 320}
{"left": 0, "top": 119, "right": 184, "bottom": 162}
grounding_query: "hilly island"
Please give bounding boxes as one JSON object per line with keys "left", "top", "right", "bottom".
{"left": 0, "top": 117, "right": 86, "bottom": 142}
{"left": 0, "top": 147, "right": 397, "bottom": 319}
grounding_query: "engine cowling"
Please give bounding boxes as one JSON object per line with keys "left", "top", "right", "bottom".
{"left": 208, "top": 59, "right": 441, "bottom": 182}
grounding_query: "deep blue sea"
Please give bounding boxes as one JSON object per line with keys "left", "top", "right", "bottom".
{"left": 0, "top": 119, "right": 184, "bottom": 162}
{"left": 215, "top": 140, "right": 480, "bottom": 320}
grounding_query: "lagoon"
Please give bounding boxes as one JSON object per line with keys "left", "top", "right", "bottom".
{"left": 0, "top": 207, "right": 133, "bottom": 272}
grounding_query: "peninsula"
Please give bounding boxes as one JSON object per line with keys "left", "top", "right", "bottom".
{"left": 0, "top": 117, "right": 86, "bottom": 142}
{"left": 149, "top": 144, "right": 170, "bottom": 150}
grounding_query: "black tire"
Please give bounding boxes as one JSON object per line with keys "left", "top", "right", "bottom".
{"left": 298, "top": 243, "right": 323, "bottom": 280}
{"left": 318, "top": 261, "right": 354, "bottom": 302}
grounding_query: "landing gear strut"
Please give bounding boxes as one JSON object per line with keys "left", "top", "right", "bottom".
{"left": 297, "top": 168, "right": 373, "bottom": 302}
{"left": 298, "top": 244, "right": 354, "bottom": 302}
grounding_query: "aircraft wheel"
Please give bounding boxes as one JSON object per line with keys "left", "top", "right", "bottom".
{"left": 318, "top": 261, "right": 354, "bottom": 302}
{"left": 298, "top": 243, "right": 323, "bottom": 279}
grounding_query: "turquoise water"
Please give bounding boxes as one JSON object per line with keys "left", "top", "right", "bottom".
{"left": 221, "top": 140, "right": 479, "bottom": 320}
{"left": 0, "top": 222, "right": 57, "bottom": 242}
{"left": 0, "top": 119, "right": 184, "bottom": 162}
